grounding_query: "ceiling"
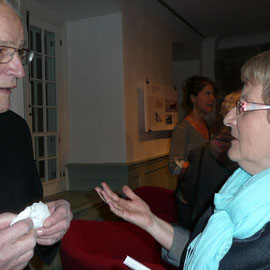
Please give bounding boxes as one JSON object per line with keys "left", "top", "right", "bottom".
{"left": 33, "top": 0, "right": 120, "bottom": 22}
{"left": 162, "top": 0, "right": 270, "bottom": 38}
{"left": 34, "top": 0, "right": 270, "bottom": 38}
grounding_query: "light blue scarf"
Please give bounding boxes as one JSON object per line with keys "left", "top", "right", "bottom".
{"left": 184, "top": 167, "right": 270, "bottom": 270}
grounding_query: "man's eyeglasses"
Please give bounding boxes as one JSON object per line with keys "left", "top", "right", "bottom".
{"left": 236, "top": 100, "right": 270, "bottom": 115}
{"left": 0, "top": 45, "right": 34, "bottom": 65}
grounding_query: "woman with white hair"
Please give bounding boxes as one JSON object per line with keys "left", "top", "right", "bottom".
{"left": 96, "top": 50, "right": 270, "bottom": 269}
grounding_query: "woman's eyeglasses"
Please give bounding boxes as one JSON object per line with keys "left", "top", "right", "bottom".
{"left": 236, "top": 100, "right": 270, "bottom": 115}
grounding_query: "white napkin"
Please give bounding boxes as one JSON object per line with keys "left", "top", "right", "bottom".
{"left": 10, "top": 201, "right": 51, "bottom": 229}
{"left": 123, "top": 256, "right": 151, "bottom": 270}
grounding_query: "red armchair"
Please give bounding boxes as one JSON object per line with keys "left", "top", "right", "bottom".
{"left": 60, "top": 220, "right": 177, "bottom": 270}
{"left": 60, "top": 186, "right": 178, "bottom": 270}
{"left": 133, "top": 186, "right": 177, "bottom": 223}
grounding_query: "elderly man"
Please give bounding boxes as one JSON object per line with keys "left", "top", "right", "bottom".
{"left": 0, "top": 1, "right": 72, "bottom": 269}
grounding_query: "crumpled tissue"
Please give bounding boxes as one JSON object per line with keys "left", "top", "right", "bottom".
{"left": 10, "top": 201, "right": 51, "bottom": 229}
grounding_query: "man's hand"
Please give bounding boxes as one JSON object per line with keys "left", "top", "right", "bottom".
{"left": 36, "top": 200, "right": 72, "bottom": 246}
{"left": 0, "top": 213, "right": 36, "bottom": 270}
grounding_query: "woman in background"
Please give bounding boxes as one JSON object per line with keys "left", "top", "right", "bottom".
{"left": 169, "top": 76, "right": 218, "bottom": 176}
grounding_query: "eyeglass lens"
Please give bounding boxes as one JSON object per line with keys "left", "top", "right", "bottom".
{"left": 0, "top": 47, "right": 34, "bottom": 65}
{"left": 236, "top": 100, "right": 243, "bottom": 115}
{"left": 22, "top": 50, "right": 34, "bottom": 65}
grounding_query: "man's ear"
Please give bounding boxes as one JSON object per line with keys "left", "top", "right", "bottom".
{"left": 190, "top": 94, "right": 196, "bottom": 104}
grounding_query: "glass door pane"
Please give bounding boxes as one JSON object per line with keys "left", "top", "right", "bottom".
{"left": 45, "top": 31, "right": 55, "bottom": 56}
{"left": 46, "top": 83, "right": 56, "bottom": 106}
{"left": 31, "top": 82, "right": 43, "bottom": 106}
{"left": 29, "top": 25, "right": 58, "bottom": 183}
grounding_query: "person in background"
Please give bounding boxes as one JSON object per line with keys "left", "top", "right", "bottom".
{"left": 0, "top": 1, "right": 72, "bottom": 269}
{"left": 96, "top": 50, "right": 270, "bottom": 269}
{"left": 169, "top": 76, "right": 217, "bottom": 176}
{"left": 176, "top": 90, "right": 240, "bottom": 231}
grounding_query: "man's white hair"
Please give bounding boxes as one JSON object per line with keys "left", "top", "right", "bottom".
{"left": 0, "top": 0, "right": 20, "bottom": 15}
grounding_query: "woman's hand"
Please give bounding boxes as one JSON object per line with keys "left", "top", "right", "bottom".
{"left": 95, "top": 183, "right": 175, "bottom": 250}
{"left": 95, "top": 183, "right": 155, "bottom": 232}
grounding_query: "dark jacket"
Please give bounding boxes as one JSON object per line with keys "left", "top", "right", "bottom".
{"left": 0, "top": 110, "right": 59, "bottom": 269}
{"left": 176, "top": 132, "right": 238, "bottom": 231}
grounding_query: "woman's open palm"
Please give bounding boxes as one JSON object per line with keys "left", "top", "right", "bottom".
{"left": 95, "top": 183, "right": 155, "bottom": 231}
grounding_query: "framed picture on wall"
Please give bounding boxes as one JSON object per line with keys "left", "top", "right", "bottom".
{"left": 144, "top": 82, "right": 178, "bottom": 132}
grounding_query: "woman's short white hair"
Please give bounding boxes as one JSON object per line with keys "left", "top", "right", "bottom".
{"left": 241, "top": 50, "right": 270, "bottom": 104}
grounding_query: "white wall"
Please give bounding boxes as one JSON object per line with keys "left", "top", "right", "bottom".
{"left": 67, "top": 13, "right": 126, "bottom": 163}
{"left": 120, "top": 0, "right": 203, "bottom": 162}
{"left": 65, "top": 0, "right": 204, "bottom": 164}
